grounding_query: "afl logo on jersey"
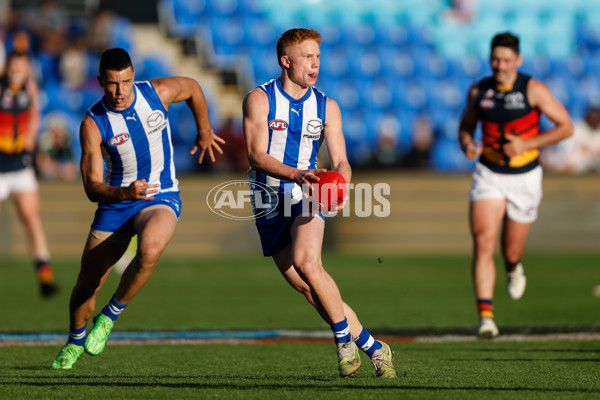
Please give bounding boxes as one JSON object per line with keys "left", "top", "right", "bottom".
{"left": 480, "top": 99, "right": 495, "bottom": 109}
{"left": 269, "top": 119, "right": 288, "bottom": 131}
{"left": 109, "top": 133, "right": 130, "bottom": 146}
{"left": 480, "top": 89, "right": 495, "bottom": 109}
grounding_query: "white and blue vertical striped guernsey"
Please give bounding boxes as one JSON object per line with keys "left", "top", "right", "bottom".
{"left": 87, "top": 81, "right": 178, "bottom": 203}
{"left": 249, "top": 78, "right": 327, "bottom": 209}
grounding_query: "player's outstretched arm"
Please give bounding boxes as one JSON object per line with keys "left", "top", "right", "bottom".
{"left": 152, "top": 76, "right": 224, "bottom": 163}
{"left": 79, "top": 116, "right": 159, "bottom": 203}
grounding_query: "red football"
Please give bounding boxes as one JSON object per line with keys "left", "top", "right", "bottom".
{"left": 313, "top": 171, "right": 347, "bottom": 211}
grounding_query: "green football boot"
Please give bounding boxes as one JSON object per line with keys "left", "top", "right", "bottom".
{"left": 84, "top": 314, "right": 114, "bottom": 356}
{"left": 371, "top": 341, "right": 397, "bottom": 378}
{"left": 50, "top": 343, "right": 84, "bottom": 369}
{"left": 337, "top": 340, "right": 362, "bottom": 377}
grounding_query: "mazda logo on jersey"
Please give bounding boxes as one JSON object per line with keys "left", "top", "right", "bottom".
{"left": 306, "top": 119, "right": 323, "bottom": 134}
{"left": 269, "top": 119, "right": 288, "bottom": 131}
{"left": 147, "top": 111, "right": 165, "bottom": 128}
{"left": 109, "top": 133, "right": 130, "bottom": 146}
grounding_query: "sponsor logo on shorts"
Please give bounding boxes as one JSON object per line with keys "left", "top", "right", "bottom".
{"left": 109, "top": 133, "right": 130, "bottom": 146}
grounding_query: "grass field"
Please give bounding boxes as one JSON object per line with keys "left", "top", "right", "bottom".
{"left": 1, "top": 252, "right": 599, "bottom": 399}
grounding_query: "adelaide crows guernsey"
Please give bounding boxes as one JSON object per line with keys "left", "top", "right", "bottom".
{"left": 249, "top": 79, "right": 326, "bottom": 213}
{"left": 87, "top": 81, "right": 178, "bottom": 205}
{"left": 0, "top": 77, "right": 33, "bottom": 172}
{"left": 475, "top": 73, "right": 540, "bottom": 174}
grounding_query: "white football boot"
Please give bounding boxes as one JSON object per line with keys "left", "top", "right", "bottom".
{"left": 478, "top": 317, "right": 499, "bottom": 338}
{"left": 506, "top": 263, "right": 527, "bottom": 300}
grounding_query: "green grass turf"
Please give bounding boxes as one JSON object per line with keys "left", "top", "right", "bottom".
{"left": 1, "top": 341, "right": 598, "bottom": 399}
{"left": 2, "top": 252, "right": 599, "bottom": 332}
{"left": 1, "top": 253, "right": 599, "bottom": 399}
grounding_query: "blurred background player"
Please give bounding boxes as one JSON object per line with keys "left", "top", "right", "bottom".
{"left": 0, "top": 51, "right": 58, "bottom": 297}
{"left": 458, "top": 32, "right": 573, "bottom": 338}
{"left": 35, "top": 111, "right": 78, "bottom": 181}
{"left": 243, "top": 28, "right": 396, "bottom": 378}
{"left": 51, "top": 48, "right": 224, "bottom": 369}
{"left": 542, "top": 106, "right": 600, "bottom": 174}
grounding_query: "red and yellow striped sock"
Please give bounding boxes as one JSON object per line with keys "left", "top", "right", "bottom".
{"left": 36, "top": 261, "right": 54, "bottom": 284}
{"left": 477, "top": 299, "right": 494, "bottom": 319}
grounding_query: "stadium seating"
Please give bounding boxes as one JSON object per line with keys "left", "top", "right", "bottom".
{"left": 7, "top": 0, "right": 600, "bottom": 175}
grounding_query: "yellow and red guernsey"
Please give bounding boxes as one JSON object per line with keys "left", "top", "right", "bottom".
{"left": 0, "top": 76, "right": 32, "bottom": 156}
{"left": 475, "top": 73, "right": 540, "bottom": 174}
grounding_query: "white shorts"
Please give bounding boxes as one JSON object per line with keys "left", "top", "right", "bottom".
{"left": 469, "top": 162, "right": 543, "bottom": 223}
{"left": 0, "top": 167, "right": 38, "bottom": 201}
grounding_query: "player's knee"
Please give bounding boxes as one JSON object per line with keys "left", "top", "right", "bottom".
{"left": 503, "top": 248, "right": 523, "bottom": 265}
{"left": 75, "top": 276, "right": 101, "bottom": 297}
{"left": 138, "top": 246, "right": 162, "bottom": 268}
{"left": 473, "top": 232, "right": 496, "bottom": 254}
{"left": 294, "top": 260, "right": 323, "bottom": 285}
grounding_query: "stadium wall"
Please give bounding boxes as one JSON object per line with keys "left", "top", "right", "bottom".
{"left": 0, "top": 173, "right": 598, "bottom": 258}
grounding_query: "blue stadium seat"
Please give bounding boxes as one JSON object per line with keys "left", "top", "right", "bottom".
{"left": 447, "top": 56, "right": 485, "bottom": 83}
{"left": 549, "top": 57, "right": 585, "bottom": 80}
{"left": 319, "top": 46, "right": 350, "bottom": 81}
{"left": 110, "top": 16, "right": 134, "bottom": 51}
{"left": 335, "top": 79, "right": 362, "bottom": 112}
{"left": 206, "top": 0, "right": 240, "bottom": 17}
{"left": 241, "top": 16, "right": 276, "bottom": 49}
{"left": 41, "top": 83, "right": 85, "bottom": 114}
{"left": 430, "top": 138, "right": 476, "bottom": 172}
{"left": 340, "top": 25, "right": 378, "bottom": 52}
{"left": 319, "top": 26, "right": 343, "bottom": 51}
{"left": 349, "top": 49, "right": 383, "bottom": 80}
{"left": 137, "top": 55, "right": 173, "bottom": 80}
{"left": 575, "top": 75, "right": 600, "bottom": 109}
{"left": 248, "top": 45, "right": 279, "bottom": 86}
{"left": 379, "top": 47, "right": 415, "bottom": 79}
{"left": 209, "top": 16, "right": 247, "bottom": 62}
{"left": 162, "top": 0, "right": 208, "bottom": 37}
{"left": 374, "top": 25, "right": 410, "bottom": 49}
{"left": 432, "top": 24, "right": 472, "bottom": 60}
{"left": 358, "top": 77, "right": 395, "bottom": 111}
{"left": 403, "top": 0, "right": 444, "bottom": 26}
{"left": 520, "top": 57, "right": 551, "bottom": 80}
{"left": 397, "top": 79, "right": 428, "bottom": 112}
{"left": 411, "top": 47, "right": 448, "bottom": 79}
{"left": 37, "top": 51, "right": 60, "bottom": 85}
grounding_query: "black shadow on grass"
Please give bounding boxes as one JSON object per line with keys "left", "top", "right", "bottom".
{"left": 2, "top": 380, "right": 599, "bottom": 393}
{"left": 442, "top": 357, "right": 600, "bottom": 362}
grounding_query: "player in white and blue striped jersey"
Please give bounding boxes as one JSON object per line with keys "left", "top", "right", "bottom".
{"left": 51, "top": 48, "right": 224, "bottom": 369}
{"left": 243, "top": 28, "right": 396, "bottom": 378}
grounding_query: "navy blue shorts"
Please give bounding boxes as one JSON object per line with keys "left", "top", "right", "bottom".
{"left": 91, "top": 191, "right": 182, "bottom": 233}
{"left": 255, "top": 201, "right": 324, "bottom": 257}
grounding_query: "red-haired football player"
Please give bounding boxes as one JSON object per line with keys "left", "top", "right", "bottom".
{"left": 243, "top": 28, "right": 396, "bottom": 378}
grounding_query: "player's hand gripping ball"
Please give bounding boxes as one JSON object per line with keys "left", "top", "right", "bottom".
{"left": 313, "top": 171, "right": 347, "bottom": 212}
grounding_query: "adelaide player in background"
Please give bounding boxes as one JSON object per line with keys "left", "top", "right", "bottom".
{"left": 243, "top": 28, "right": 396, "bottom": 378}
{"left": 0, "top": 51, "right": 59, "bottom": 297}
{"left": 458, "top": 32, "right": 573, "bottom": 338}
